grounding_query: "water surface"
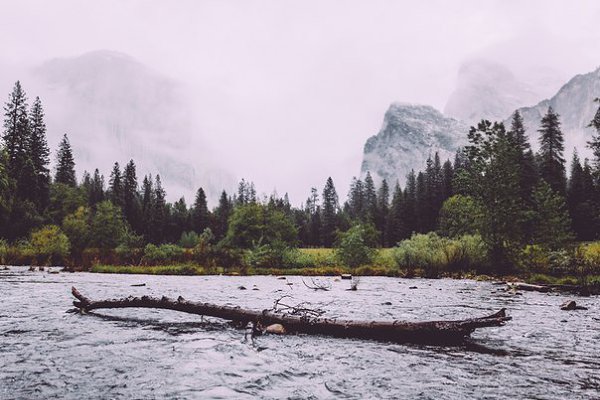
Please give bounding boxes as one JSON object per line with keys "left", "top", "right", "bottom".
{"left": 1, "top": 267, "right": 598, "bottom": 399}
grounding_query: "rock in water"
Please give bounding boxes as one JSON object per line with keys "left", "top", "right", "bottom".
{"left": 360, "top": 103, "right": 467, "bottom": 186}
{"left": 265, "top": 324, "right": 286, "bottom": 334}
{"left": 560, "top": 300, "right": 588, "bottom": 311}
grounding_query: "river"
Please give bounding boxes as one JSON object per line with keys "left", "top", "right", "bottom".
{"left": 1, "top": 267, "right": 599, "bottom": 399}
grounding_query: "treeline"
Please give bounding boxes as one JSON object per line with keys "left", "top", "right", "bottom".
{"left": 1, "top": 81, "right": 600, "bottom": 274}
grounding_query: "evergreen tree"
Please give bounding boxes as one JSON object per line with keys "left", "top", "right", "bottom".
{"left": 588, "top": 98, "right": 600, "bottom": 175}
{"left": 462, "top": 120, "right": 524, "bottom": 272}
{"left": 568, "top": 157, "right": 600, "bottom": 241}
{"left": 305, "top": 187, "right": 321, "bottom": 246}
{"left": 508, "top": 110, "right": 538, "bottom": 204}
{"left": 537, "top": 107, "right": 566, "bottom": 195}
{"left": 363, "top": 172, "right": 377, "bottom": 223}
{"left": 108, "top": 162, "right": 124, "bottom": 208}
{"left": 347, "top": 177, "right": 364, "bottom": 220}
{"left": 321, "top": 177, "right": 339, "bottom": 247}
{"left": 54, "top": 134, "right": 76, "bottom": 186}
{"left": 149, "top": 175, "right": 167, "bottom": 243}
{"left": 89, "top": 169, "right": 105, "bottom": 207}
{"left": 375, "top": 178, "right": 390, "bottom": 245}
{"left": 122, "top": 160, "right": 141, "bottom": 231}
{"left": 2, "top": 81, "right": 29, "bottom": 180}
{"left": 531, "top": 180, "right": 574, "bottom": 250}
{"left": 403, "top": 170, "right": 417, "bottom": 235}
{"left": 441, "top": 159, "right": 454, "bottom": 200}
{"left": 28, "top": 96, "right": 50, "bottom": 209}
{"left": 213, "top": 190, "right": 233, "bottom": 240}
{"left": 387, "top": 183, "right": 408, "bottom": 245}
{"left": 141, "top": 175, "right": 154, "bottom": 237}
{"left": 191, "top": 187, "right": 209, "bottom": 234}
{"left": 415, "top": 171, "right": 427, "bottom": 232}
{"left": 168, "top": 197, "right": 189, "bottom": 242}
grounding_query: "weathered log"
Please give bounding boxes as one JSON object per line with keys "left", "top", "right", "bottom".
{"left": 71, "top": 287, "right": 511, "bottom": 345}
{"left": 507, "top": 282, "right": 551, "bottom": 293}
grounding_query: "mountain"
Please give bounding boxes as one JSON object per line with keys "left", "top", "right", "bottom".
{"left": 28, "top": 50, "right": 233, "bottom": 202}
{"left": 444, "top": 59, "right": 555, "bottom": 124}
{"left": 508, "top": 66, "right": 600, "bottom": 159}
{"left": 360, "top": 103, "right": 468, "bottom": 186}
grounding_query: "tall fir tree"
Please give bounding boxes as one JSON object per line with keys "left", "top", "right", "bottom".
{"left": 537, "top": 107, "right": 566, "bottom": 195}
{"left": 88, "top": 168, "right": 105, "bottom": 207}
{"left": 191, "top": 187, "right": 209, "bottom": 234}
{"left": 363, "top": 171, "right": 377, "bottom": 223}
{"left": 123, "top": 160, "right": 141, "bottom": 231}
{"left": 321, "top": 177, "right": 339, "bottom": 247}
{"left": 213, "top": 190, "right": 233, "bottom": 240}
{"left": 141, "top": 175, "right": 154, "bottom": 237}
{"left": 149, "top": 174, "right": 167, "bottom": 243}
{"left": 28, "top": 96, "right": 50, "bottom": 209}
{"left": 108, "top": 162, "right": 124, "bottom": 208}
{"left": 54, "top": 134, "right": 76, "bottom": 186}
{"left": 588, "top": 98, "right": 600, "bottom": 176}
{"left": 2, "top": 81, "right": 29, "bottom": 181}
{"left": 567, "top": 151, "right": 596, "bottom": 240}
{"left": 375, "top": 178, "right": 390, "bottom": 245}
{"left": 532, "top": 180, "right": 574, "bottom": 250}
{"left": 347, "top": 177, "right": 364, "bottom": 220}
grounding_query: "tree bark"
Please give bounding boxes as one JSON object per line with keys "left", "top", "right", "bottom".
{"left": 71, "top": 287, "right": 511, "bottom": 345}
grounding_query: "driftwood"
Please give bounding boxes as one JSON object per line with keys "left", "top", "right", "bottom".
{"left": 71, "top": 287, "right": 511, "bottom": 345}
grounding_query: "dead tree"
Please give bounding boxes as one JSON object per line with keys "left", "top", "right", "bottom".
{"left": 71, "top": 287, "right": 511, "bottom": 345}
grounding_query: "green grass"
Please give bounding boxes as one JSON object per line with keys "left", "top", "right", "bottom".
{"left": 92, "top": 264, "right": 208, "bottom": 275}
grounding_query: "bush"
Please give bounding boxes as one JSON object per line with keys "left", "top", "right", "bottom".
{"left": 245, "top": 240, "right": 291, "bottom": 269}
{"left": 393, "top": 233, "right": 488, "bottom": 277}
{"left": 27, "top": 225, "right": 71, "bottom": 265}
{"left": 335, "top": 224, "right": 376, "bottom": 269}
{"left": 179, "top": 231, "right": 200, "bottom": 248}
{"left": 579, "top": 242, "right": 600, "bottom": 273}
{"left": 143, "top": 243, "right": 184, "bottom": 264}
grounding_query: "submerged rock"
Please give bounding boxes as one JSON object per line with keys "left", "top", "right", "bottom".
{"left": 560, "top": 300, "right": 588, "bottom": 311}
{"left": 265, "top": 324, "right": 286, "bottom": 334}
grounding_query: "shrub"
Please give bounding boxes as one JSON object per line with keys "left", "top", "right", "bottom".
{"left": 393, "top": 233, "right": 488, "bottom": 277}
{"left": 245, "top": 240, "right": 291, "bottom": 269}
{"left": 335, "top": 224, "right": 376, "bottom": 269}
{"left": 143, "top": 243, "right": 184, "bottom": 264}
{"left": 179, "top": 231, "right": 200, "bottom": 248}
{"left": 27, "top": 225, "right": 71, "bottom": 265}
{"left": 579, "top": 242, "right": 600, "bottom": 273}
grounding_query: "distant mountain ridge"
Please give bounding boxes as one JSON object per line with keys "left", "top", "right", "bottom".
{"left": 507, "top": 66, "right": 600, "bottom": 159}
{"left": 360, "top": 103, "right": 467, "bottom": 185}
{"left": 361, "top": 64, "right": 599, "bottom": 187}
{"left": 30, "top": 50, "right": 233, "bottom": 202}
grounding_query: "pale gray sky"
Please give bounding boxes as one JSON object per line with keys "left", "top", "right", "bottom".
{"left": 1, "top": 0, "right": 599, "bottom": 204}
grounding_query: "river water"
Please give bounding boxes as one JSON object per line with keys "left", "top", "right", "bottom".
{"left": 1, "top": 267, "right": 599, "bottom": 399}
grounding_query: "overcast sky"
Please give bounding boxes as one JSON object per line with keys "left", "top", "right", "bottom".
{"left": 1, "top": 0, "right": 599, "bottom": 204}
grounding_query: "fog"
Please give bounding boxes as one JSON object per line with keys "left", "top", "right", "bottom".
{"left": 0, "top": 0, "right": 599, "bottom": 205}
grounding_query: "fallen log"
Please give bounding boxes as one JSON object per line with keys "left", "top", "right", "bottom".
{"left": 71, "top": 287, "right": 511, "bottom": 345}
{"left": 507, "top": 282, "right": 551, "bottom": 293}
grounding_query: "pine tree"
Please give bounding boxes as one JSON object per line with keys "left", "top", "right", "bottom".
{"left": 347, "top": 177, "right": 364, "bottom": 220}
{"left": 375, "top": 178, "right": 390, "bottom": 245}
{"left": 213, "top": 190, "right": 232, "bottom": 240}
{"left": 463, "top": 120, "right": 524, "bottom": 272}
{"left": 191, "top": 187, "right": 209, "bottom": 234}
{"left": 532, "top": 180, "right": 574, "bottom": 250}
{"left": 537, "top": 107, "right": 566, "bottom": 195}
{"left": 122, "top": 160, "right": 141, "bottom": 231}
{"left": 508, "top": 110, "right": 538, "bottom": 205}
{"left": 305, "top": 187, "right": 321, "bottom": 246}
{"left": 55, "top": 134, "right": 76, "bottom": 186}
{"left": 403, "top": 170, "right": 417, "bottom": 235}
{"left": 321, "top": 177, "right": 339, "bottom": 247}
{"left": 141, "top": 175, "right": 154, "bottom": 237}
{"left": 363, "top": 172, "right": 377, "bottom": 223}
{"left": 441, "top": 159, "right": 454, "bottom": 200}
{"left": 89, "top": 169, "right": 105, "bottom": 207}
{"left": 567, "top": 151, "right": 596, "bottom": 240}
{"left": 108, "top": 162, "right": 124, "bottom": 208}
{"left": 149, "top": 175, "right": 167, "bottom": 243}
{"left": 588, "top": 98, "right": 600, "bottom": 175}
{"left": 28, "top": 96, "right": 50, "bottom": 209}
{"left": 2, "top": 81, "right": 29, "bottom": 180}
{"left": 387, "top": 183, "right": 408, "bottom": 245}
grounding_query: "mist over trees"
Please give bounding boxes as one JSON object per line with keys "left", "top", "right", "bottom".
{"left": 2, "top": 81, "right": 600, "bottom": 274}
